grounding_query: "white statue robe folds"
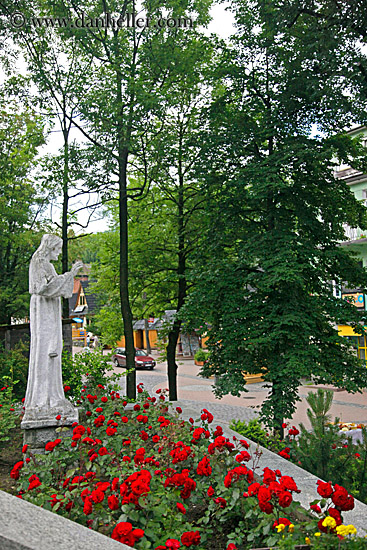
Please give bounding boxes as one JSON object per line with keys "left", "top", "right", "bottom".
{"left": 22, "top": 256, "right": 77, "bottom": 425}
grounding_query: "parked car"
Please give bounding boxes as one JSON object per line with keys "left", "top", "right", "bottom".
{"left": 111, "top": 348, "right": 156, "bottom": 370}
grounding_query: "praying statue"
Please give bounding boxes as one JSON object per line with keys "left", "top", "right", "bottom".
{"left": 21, "top": 234, "right": 83, "bottom": 428}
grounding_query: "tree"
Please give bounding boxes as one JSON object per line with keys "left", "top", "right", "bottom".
{"left": 0, "top": 86, "right": 46, "bottom": 324}
{"left": 183, "top": 0, "right": 367, "bottom": 434}
{"left": 3, "top": 11, "right": 107, "bottom": 319}
{"left": 29, "top": 0, "right": 212, "bottom": 399}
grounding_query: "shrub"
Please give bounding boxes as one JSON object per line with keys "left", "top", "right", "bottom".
{"left": 230, "top": 418, "right": 284, "bottom": 453}
{"left": 286, "top": 389, "right": 367, "bottom": 504}
{"left": 0, "top": 342, "right": 29, "bottom": 401}
{"left": 0, "top": 383, "right": 18, "bottom": 448}
{"left": 61, "top": 350, "right": 117, "bottom": 403}
{"left": 194, "top": 349, "right": 209, "bottom": 363}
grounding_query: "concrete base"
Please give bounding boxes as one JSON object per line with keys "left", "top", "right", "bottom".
{"left": 21, "top": 409, "right": 78, "bottom": 453}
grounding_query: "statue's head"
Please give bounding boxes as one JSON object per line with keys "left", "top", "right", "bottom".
{"left": 38, "top": 234, "right": 63, "bottom": 261}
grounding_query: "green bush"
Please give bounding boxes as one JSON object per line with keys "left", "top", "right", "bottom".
{"left": 62, "top": 350, "right": 119, "bottom": 403}
{"left": 0, "top": 382, "right": 18, "bottom": 448}
{"left": 287, "top": 389, "right": 367, "bottom": 503}
{"left": 194, "top": 348, "right": 209, "bottom": 362}
{"left": 0, "top": 342, "right": 29, "bottom": 401}
{"left": 230, "top": 417, "right": 284, "bottom": 453}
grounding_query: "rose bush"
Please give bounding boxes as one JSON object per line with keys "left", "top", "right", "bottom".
{"left": 12, "top": 380, "right": 367, "bottom": 549}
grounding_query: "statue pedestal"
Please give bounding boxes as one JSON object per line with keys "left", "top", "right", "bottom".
{"left": 21, "top": 408, "right": 79, "bottom": 454}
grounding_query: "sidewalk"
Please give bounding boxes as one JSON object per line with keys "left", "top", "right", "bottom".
{"left": 109, "top": 352, "right": 367, "bottom": 430}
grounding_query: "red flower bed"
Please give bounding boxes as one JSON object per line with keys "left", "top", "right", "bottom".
{"left": 13, "top": 384, "right": 362, "bottom": 549}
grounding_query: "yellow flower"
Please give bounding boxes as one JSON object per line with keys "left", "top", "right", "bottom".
{"left": 322, "top": 517, "right": 337, "bottom": 529}
{"left": 289, "top": 524, "right": 294, "bottom": 533}
{"left": 336, "top": 525, "right": 348, "bottom": 537}
{"left": 315, "top": 532, "right": 321, "bottom": 537}
{"left": 305, "top": 537, "right": 311, "bottom": 545}
{"left": 276, "top": 523, "right": 286, "bottom": 533}
{"left": 336, "top": 524, "right": 357, "bottom": 537}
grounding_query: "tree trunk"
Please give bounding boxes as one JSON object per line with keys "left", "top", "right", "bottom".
{"left": 144, "top": 318, "right": 151, "bottom": 354}
{"left": 271, "top": 380, "right": 284, "bottom": 439}
{"left": 61, "top": 122, "right": 70, "bottom": 321}
{"left": 119, "top": 147, "right": 136, "bottom": 399}
{"left": 167, "top": 171, "right": 187, "bottom": 401}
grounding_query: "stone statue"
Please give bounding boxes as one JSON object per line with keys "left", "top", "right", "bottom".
{"left": 21, "top": 235, "right": 83, "bottom": 429}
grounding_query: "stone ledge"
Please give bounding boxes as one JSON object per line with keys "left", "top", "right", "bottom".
{"left": 0, "top": 490, "right": 130, "bottom": 550}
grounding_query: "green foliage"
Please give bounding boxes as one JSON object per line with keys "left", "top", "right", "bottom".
{"left": 0, "top": 383, "right": 17, "bottom": 447}
{"left": 287, "top": 390, "right": 367, "bottom": 503}
{"left": 230, "top": 418, "right": 284, "bottom": 453}
{"left": 61, "top": 350, "right": 118, "bottom": 403}
{"left": 0, "top": 83, "right": 47, "bottom": 324}
{"left": 0, "top": 342, "right": 29, "bottom": 401}
{"left": 288, "top": 389, "right": 344, "bottom": 481}
{"left": 194, "top": 348, "right": 209, "bottom": 362}
{"left": 183, "top": 0, "right": 367, "bottom": 432}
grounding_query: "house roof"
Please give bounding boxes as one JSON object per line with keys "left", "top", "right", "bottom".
{"left": 69, "top": 278, "right": 98, "bottom": 317}
{"left": 68, "top": 280, "right": 81, "bottom": 314}
{"left": 80, "top": 280, "right": 98, "bottom": 314}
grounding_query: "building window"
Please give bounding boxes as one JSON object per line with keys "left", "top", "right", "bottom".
{"left": 346, "top": 335, "right": 367, "bottom": 364}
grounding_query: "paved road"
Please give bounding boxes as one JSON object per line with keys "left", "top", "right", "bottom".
{"left": 74, "top": 347, "right": 367, "bottom": 430}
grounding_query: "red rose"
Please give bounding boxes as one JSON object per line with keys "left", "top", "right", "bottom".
{"left": 101, "top": 396, "right": 108, "bottom": 403}
{"left": 207, "top": 486, "right": 214, "bottom": 497}
{"left": 91, "top": 488, "right": 105, "bottom": 503}
{"left": 263, "top": 468, "right": 276, "bottom": 485}
{"left": 331, "top": 485, "right": 354, "bottom": 511}
{"left": 258, "top": 485, "right": 271, "bottom": 503}
{"left": 278, "top": 449, "right": 290, "bottom": 459}
{"left": 98, "top": 447, "right": 109, "bottom": 456}
{"left": 317, "top": 480, "right": 333, "bottom": 498}
{"left": 176, "top": 502, "right": 186, "bottom": 514}
{"left": 214, "top": 497, "right": 227, "bottom": 508}
{"left": 22, "top": 445, "right": 28, "bottom": 454}
{"left": 111, "top": 522, "right": 144, "bottom": 545}
{"left": 83, "top": 497, "right": 93, "bottom": 515}
{"left": 279, "top": 476, "right": 299, "bottom": 493}
{"left": 328, "top": 507, "right": 342, "bottom": 525}
{"left": 227, "top": 545, "right": 237, "bottom": 550}
{"left": 73, "top": 425, "right": 86, "bottom": 436}
{"left": 165, "top": 540, "right": 180, "bottom": 549}
{"left": 278, "top": 491, "right": 293, "bottom": 508}
{"left": 310, "top": 504, "right": 321, "bottom": 513}
{"left": 45, "top": 441, "right": 56, "bottom": 452}
{"left": 246, "top": 482, "right": 260, "bottom": 496}
{"left": 10, "top": 461, "right": 24, "bottom": 480}
{"left": 28, "top": 474, "right": 41, "bottom": 491}
{"left": 196, "top": 456, "right": 212, "bottom": 476}
{"left": 259, "top": 500, "right": 274, "bottom": 514}
{"left": 181, "top": 530, "right": 201, "bottom": 547}
{"left": 108, "top": 494, "right": 120, "bottom": 511}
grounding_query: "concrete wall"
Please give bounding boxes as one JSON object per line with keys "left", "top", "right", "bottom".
{"left": 0, "top": 490, "right": 130, "bottom": 550}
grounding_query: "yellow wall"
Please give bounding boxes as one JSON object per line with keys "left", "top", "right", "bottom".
{"left": 201, "top": 335, "right": 209, "bottom": 349}
{"left": 116, "top": 329, "right": 158, "bottom": 350}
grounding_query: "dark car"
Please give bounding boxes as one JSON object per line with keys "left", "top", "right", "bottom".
{"left": 111, "top": 348, "right": 156, "bottom": 370}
